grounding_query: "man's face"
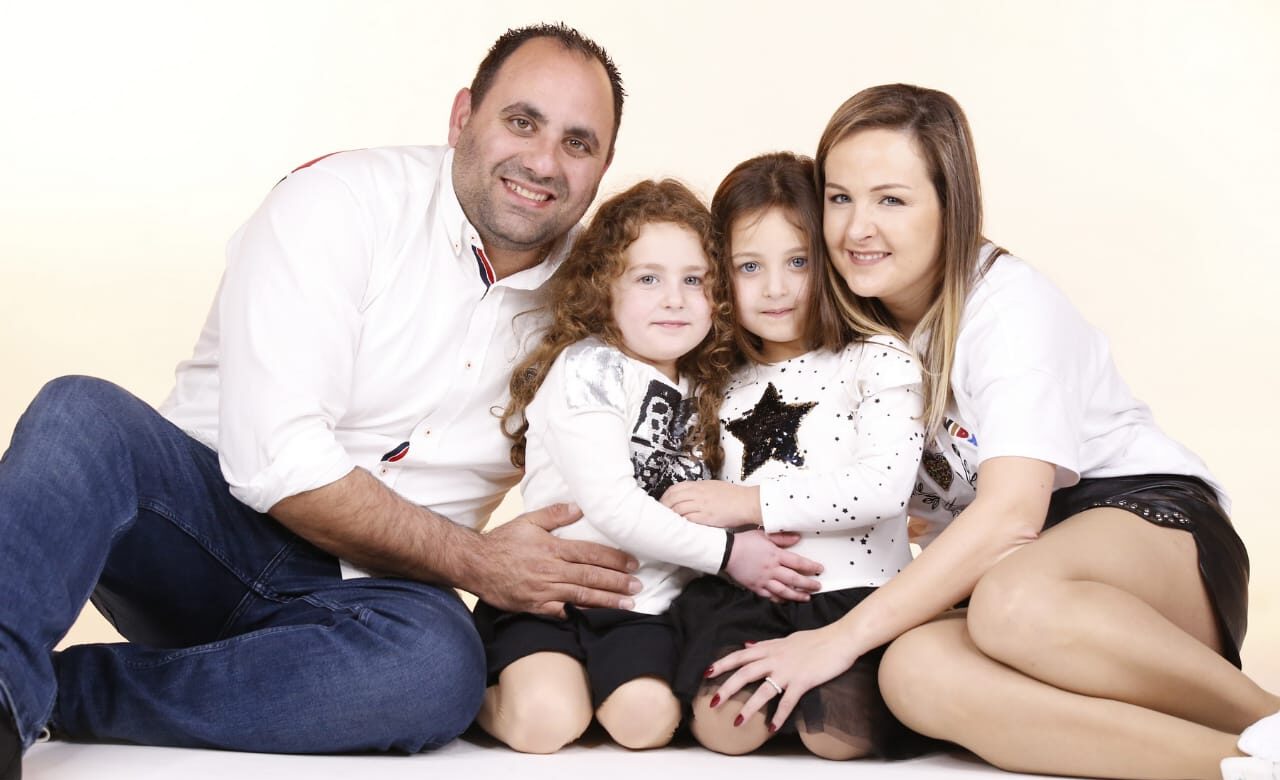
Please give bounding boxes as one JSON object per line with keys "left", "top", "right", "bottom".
{"left": 450, "top": 38, "right": 615, "bottom": 254}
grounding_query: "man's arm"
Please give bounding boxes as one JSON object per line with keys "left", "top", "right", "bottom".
{"left": 271, "top": 466, "right": 640, "bottom": 617}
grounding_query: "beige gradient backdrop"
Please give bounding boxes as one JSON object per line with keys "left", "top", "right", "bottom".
{"left": 2, "top": 1, "right": 1277, "bottom": 688}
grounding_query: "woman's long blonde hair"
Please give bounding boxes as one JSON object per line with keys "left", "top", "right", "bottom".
{"left": 815, "top": 84, "right": 1004, "bottom": 435}
{"left": 501, "top": 179, "right": 736, "bottom": 472}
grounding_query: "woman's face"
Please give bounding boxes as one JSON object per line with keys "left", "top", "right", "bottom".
{"left": 822, "top": 127, "right": 942, "bottom": 332}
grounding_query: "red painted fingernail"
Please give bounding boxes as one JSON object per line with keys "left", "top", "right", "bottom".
{"left": 744, "top": 640, "right": 756, "bottom": 647}
{"left": 733, "top": 715, "right": 744, "bottom": 727}
{"left": 703, "top": 665, "right": 715, "bottom": 678}
{"left": 709, "top": 694, "right": 720, "bottom": 708}
{"left": 768, "top": 722, "right": 778, "bottom": 734}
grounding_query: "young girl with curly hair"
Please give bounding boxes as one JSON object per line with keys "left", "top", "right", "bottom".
{"left": 474, "top": 178, "right": 824, "bottom": 755}
{"left": 659, "top": 153, "right": 932, "bottom": 760}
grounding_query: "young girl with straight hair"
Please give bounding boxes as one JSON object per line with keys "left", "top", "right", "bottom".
{"left": 704, "top": 85, "right": 1280, "bottom": 780}
{"left": 475, "top": 179, "right": 823, "bottom": 755}
{"left": 661, "top": 152, "right": 933, "bottom": 760}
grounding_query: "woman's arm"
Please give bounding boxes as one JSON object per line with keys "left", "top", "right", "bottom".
{"left": 708, "top": 455, "right": 1055, "bottom": 727}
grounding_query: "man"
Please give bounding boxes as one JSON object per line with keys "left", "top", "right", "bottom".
{"left": 0, "top": 23, "right": 637, "bottom": 775}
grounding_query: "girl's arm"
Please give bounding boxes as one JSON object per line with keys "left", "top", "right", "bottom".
{"left": 664, "top": 340, "right": 924, "bottom": 533}
{"left": 539, "top": 346, "right": 822, "bottom": 590}
{"left": 709, "top": 455, "right": 1054, "bottom": 727}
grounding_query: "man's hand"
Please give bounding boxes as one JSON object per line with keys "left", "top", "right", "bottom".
{"left": 724, "top": 529, "right": 822, "bottom": 602}
{"left": 270, "top": 469, "right": 639, "bottom": 618}
{"left": 469, "top": 503, "right": 641, "bottom": 617}
{"left": 660, "top": 480, "right": 762, "bottom": 528}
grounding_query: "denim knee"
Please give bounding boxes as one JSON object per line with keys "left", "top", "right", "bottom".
{"left": 24, "top": 376, "right": 142, "bottom": 445}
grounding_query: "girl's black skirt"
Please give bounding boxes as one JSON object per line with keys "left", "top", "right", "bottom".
{"left": 668, "top": 576, "right": 943, "bottom": 759}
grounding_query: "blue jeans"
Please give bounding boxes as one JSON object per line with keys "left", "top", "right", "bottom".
{"left": 0, "top": 376, "right": 485, "bottom": 753}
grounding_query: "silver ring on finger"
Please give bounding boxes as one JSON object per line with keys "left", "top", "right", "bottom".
{"left": 763, "top": 676, "right": 784, "bottom": 696}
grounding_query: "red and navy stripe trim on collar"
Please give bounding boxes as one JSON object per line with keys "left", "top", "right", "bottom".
{"left": 471, "top": 244, "right": 495, "bottom": 288}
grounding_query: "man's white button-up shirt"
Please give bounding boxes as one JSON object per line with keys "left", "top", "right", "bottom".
{"left": 161, "top": 146, "right": 568, "bottom": 538}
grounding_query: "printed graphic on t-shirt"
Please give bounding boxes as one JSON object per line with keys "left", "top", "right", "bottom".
{"left": 630, "top": 380, "right": 706, "bottom": 499}
{"left": 911, "top": 415, "right": 980, "bottom": 528}
{"left": 724, "top": 382, "right": 818, "bottom": 481}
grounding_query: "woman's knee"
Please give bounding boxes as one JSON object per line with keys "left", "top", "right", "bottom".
{"left": 879, "top": 619, "right": 969, "bottom": 737}
{"left": 966, "top": 561, "right": 1064, "bottom": 665}
{"left": 596, "top": 677, "right": 680, "bottom": 750}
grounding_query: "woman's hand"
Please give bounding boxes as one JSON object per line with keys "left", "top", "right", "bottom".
{"left": 706, "top": 624, "right": 860, "bottom": 730}
{"left": 661, "top": 480, "right": 762, "bottom": 528}
{"left": 724, "top": 529, "right": 822, "bottom": 602}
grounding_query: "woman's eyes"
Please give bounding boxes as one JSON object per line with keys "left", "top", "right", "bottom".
{"left": 788, "top": 256, "right": 808, "bottom": 269}
{"left": 737, "top": 261, "right": 760, "bottom": 274}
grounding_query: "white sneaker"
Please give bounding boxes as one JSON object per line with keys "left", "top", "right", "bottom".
{"left": 1241, "top": 712, "right": 1280, "bottom": 761}
{"left": 1223, "top": 756, "right": 1280, "bottom": 780}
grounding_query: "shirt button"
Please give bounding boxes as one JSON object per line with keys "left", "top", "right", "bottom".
{"left": 465, "top": 361, "right": 473, "bottom": 369}
{"left": 422, "top": 428, "right": 431, "bottom": 436}
{"left": 379, "top": 466, "right": 389, "bottom": 476}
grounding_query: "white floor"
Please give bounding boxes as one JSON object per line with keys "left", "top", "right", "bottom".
{"left": 23, "top": 729, "right": 1074, "bottom": 780}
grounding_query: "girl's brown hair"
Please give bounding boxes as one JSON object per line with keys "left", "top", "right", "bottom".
{"left": 502, "top": 179, "right": 735, "bottom": 472}
{"left": 711, "top": 152, "right": 852, "bottom": 364}
{"left": 815, "top": 84, "right": 1004, "bottom": 434}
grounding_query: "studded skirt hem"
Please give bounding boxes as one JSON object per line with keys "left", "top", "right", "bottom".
{"left": 1044, "top": 473, "right": 1249, "bottom": 667}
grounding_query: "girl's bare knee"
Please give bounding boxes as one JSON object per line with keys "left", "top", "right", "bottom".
{"left": 596, "top": 677, "right": 680, "bottom": 750}
{"left": 689, "top": 688, "right": 771, "bottom": 755}
{"left": 479, "top": 653, "right": 593, "bottom": 754}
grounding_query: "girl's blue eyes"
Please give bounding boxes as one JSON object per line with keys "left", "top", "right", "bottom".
{"left": 737, "top": 258, "right": 808, "bottom": 273}
{"left": 637, "top": 274, "right": 704, "bottom": 285}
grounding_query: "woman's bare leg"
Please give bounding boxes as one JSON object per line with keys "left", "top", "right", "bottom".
{"left": 476, "top": 652, "right": 593, "bottom": 754}
{"left": 966, "top": 508, "right": 1277, "bottom": 733}
{"left": 881, "top": 615, "right": 1241, "bottom": 780}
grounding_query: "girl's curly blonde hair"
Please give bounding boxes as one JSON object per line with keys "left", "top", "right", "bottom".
{"left": 502, "top": 178, "right": 736, "bottom": 474}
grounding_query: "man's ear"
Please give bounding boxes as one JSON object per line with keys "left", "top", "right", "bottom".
{"left": 447, "top": 88, "right": 472, "bottom": 147}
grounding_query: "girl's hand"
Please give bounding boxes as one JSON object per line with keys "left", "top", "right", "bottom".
{"left": 706, "top": 625, "right": 859, "bottom": 731}
{"left": 661, "top": 480, "right": 762, "bottom": 528}
{"left": 724, "top": 529, "right": 822, "bottom": 602}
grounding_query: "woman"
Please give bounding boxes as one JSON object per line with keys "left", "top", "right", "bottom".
{"left": 704, "top": 84, "right": 1280, "bottom": 780}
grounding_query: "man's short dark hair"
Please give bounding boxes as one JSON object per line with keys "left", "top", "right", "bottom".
{"left": 469, "top": 22, "right": 625, "bottom": 150}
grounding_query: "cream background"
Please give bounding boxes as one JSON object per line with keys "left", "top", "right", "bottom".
{"left": 1, "top": 1, "right": 1276, "bottom": 689}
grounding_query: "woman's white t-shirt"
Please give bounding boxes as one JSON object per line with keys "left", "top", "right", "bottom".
{"left": 908, "top": 248, "right": 1224, "bottom": 546}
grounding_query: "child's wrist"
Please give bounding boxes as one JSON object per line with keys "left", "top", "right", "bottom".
{"left": 747, "top": 485, "right": 764, "bottom": 526}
